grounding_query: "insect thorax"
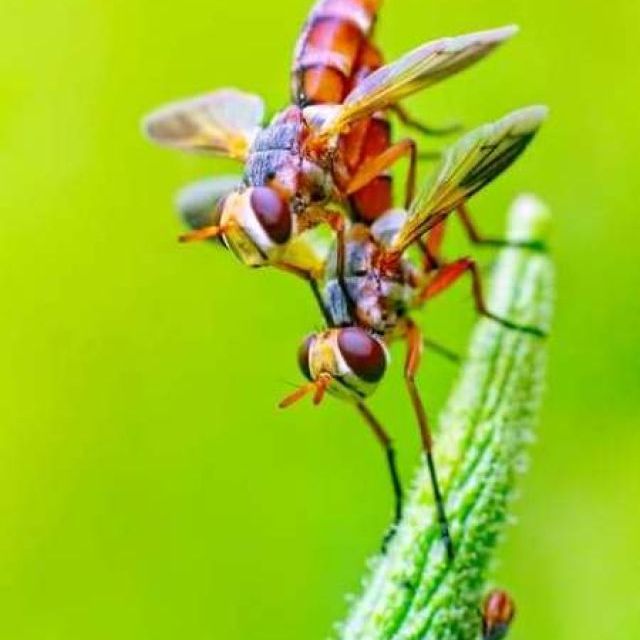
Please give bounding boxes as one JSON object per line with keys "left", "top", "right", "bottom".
{"left": 322, "top": 236, "right": 414, "bottom": 335}
{"left": 245, "top": 106, "right": 334, "bottom": 206}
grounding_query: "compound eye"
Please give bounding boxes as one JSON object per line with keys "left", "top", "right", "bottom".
{"left": 297, "top": 335, "right": 315, "bottom": 381}
{"left": 337, "top": 328, "right": 386, "bottom": 383}
{"left": 250, "top": 187, "right": 292, "bottom": 244}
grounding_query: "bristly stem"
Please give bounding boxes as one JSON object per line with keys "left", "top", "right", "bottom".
{"left": 336, "top": 195, "right": 554, "bottom": 640}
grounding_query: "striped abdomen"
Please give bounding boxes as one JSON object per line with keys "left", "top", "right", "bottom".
{"left": 292, "top": 0, "right": 382, "bottom": 106}
{"left": 293, "top": 0, "right": 392, "bottom": 223}
{"left": 341, "top": 114, "right": 392, "bottom": 223}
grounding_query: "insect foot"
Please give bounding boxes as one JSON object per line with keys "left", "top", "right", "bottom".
{"left": 336, "top": 195, "right": 553, "bottom": 640}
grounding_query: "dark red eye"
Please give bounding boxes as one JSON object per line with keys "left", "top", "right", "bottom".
{"left": 298, "top": 335, "right": 315, "bottom": 381}
{"left": 250, "top": 187, "right": 292, "bottom": 244}
{"left": 337, "top": 328, "right": 386, "bottom": 383}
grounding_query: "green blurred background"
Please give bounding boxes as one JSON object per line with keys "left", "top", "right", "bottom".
{"left": 2, "top": 0, "right": 638, "bottom": 637}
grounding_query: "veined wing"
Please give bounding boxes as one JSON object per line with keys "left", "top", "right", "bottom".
{"left": 175, "top": 175, "right": 242, "bottom": 232}
{"left": 143, "top": 89, "right": 265, "bottom": 160}
{"left": 390, "top": 106, "right": 548, "bottom": 254}
{"left": 319, "top": 26, "right": 517, "bottom": 136}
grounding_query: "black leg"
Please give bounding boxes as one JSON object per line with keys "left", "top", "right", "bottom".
{"left": 392, "top": 105, "right": 462, "bottom": 137}
{"left": 423, "top": 337, "right": 461, "bottom": 364}
{"left": 457, "top": 203, "right": 546, "bottom": 252}
{"left": 403, "top": 320, "right": 455, "bottom": 561}
{"left": 355, "top": 401, "right": 403, "bottom": 546}
{"left": 309, "top": 279, "right": 334, "bottom": 328}
{"left": 334, "top": 221, "right": 358, "bottom": 319}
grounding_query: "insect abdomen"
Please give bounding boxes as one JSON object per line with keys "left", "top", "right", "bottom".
{"left": 292, "top": 0, "right": 381, "bottom": 105}
{"left": 347, "top": 116, "right": 393, "bottom": 222}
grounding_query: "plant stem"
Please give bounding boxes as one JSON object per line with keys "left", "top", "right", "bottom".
{"left": 337, "top": 195, "right": 554, "bottom": 640}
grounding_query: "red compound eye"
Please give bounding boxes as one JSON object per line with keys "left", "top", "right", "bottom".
{"left": 250, "top": 187, "right": 292, "bottom": 244}
{"left": 337, "top": 328, "right": 386, "bottom": 383}
{"left": 297, "top": 335, "right": 315, "bottom": 381}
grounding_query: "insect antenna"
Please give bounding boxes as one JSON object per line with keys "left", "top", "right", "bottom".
{"left": 278, "top": 382, "right": 316, "bottom": 409}
{"left": 179, "top": 225, "right": 226, "bottom": 243}
{"left": 278, "top": 373, "right": 333, "bottom": 409}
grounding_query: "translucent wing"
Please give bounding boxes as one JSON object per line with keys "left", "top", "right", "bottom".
{"left": 319, "top": 26, "right": 517, "bottom": 136}
{"left": 143, "top": 89, "right": 265, "bottom": 160}
{"left": 370, "top": 208, "right": 408, "bottom": 248}
{"left": 390, "top": 106, "right": 548, "bottom": 253}
{"left": 175, "top": 175, "right": 242, "bottom": 232}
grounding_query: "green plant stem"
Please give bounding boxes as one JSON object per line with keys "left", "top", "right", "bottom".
{"left": 337, "top": 195, "right": 554, "bottom": 640}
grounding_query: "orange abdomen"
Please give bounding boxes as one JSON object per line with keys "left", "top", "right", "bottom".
{"left": 344, "top": 116, "right": 393, "bottom": 223}
{"left": 292, "top": 0, "right": 382, "bottom": 106}
{"left": 293, "top": 0, "right": 392, "bottom": 223}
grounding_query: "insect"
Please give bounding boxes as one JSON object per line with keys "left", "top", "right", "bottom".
{"left": 279, "top": 107, "right": 548, "bottom": 559}
{"left": 174, "top": 175, "right": 241, "bottom": 244}
{"left": 482, "top": 589, "right": 516, "bottom": 640}
{"left": 143, "top": 0, "right": 519, "bottom": 303}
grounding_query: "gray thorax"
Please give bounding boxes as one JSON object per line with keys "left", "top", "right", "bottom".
{"left": 322, "top": 235, "right": 414, "bottom": 334}
{"left": 244, "top": 108, "right": 335, "bottom": 209}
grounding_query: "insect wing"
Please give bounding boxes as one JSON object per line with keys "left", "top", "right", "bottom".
{"left": 370, "top": 208, "right": 408, "bottom": 248}
{"left": 175, "top": 175, "right": 242, "bottom": 232}
{"left": 143, "top": 89, "right": 265, "bottom": 160}
{"left": 320, "top": 26, "right": 518, "bottom": 136}
{"left": 391, "top": 106, "right": 548, "bottom": 253}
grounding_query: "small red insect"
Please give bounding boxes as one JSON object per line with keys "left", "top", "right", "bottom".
{"left": 482, "top": 589, "right": 516, "bottom": 640}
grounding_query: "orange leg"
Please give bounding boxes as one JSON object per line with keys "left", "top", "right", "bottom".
{"left": 346, "top": 138, "right": 417, "bottom": 208}
{"left": 355, "top": 402, "right": 403, "bottom": 540}
{"left": 403, "top": 319, "right": 454, "bottom": 561}
{"left": 419, "top": 258, "right": 547, "bottom": 337}
{"left": 426, "top": 220, "right": 447, "bottom": 261}
{"left": 457, "top": 203, "right": 546, "bottom": 251}
{"left": 418, "top": 218, "right": 448, "bottom": 272}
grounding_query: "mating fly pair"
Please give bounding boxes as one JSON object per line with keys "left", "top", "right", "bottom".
{"left": 143, "top": 0, "right": 548, "bottom": 561}
{"left": 143, "top": 0, "right": 520, "bottom": 306}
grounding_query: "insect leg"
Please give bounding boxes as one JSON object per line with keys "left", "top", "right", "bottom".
{"left": 355, "top": 401, "right": 403, "bottom": 530}
{"left": 422, "top": 337, "right": 461, "bottom": 364}
{"left": 307, "top": 209, "right": 357, "bottom": 319}
{"left": 391, "top": 105, "right": 462, "bottom": 137}
{"left": 417, "top": 218, "right": 448, "bottom": 272}
{"left": 402, "top": 318, "right": 454, "bottom": 561}
{"left": 345, "top": 138, "right": 417, "bottom": 208}
{"left": 457, "top": 202, "right": 546, "bottom": 251}
{"left": 278, "top": 261, "right": 335, "bottom": 327}
{"left": 419, "top": 258, "right": 547, "bottom": 337}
